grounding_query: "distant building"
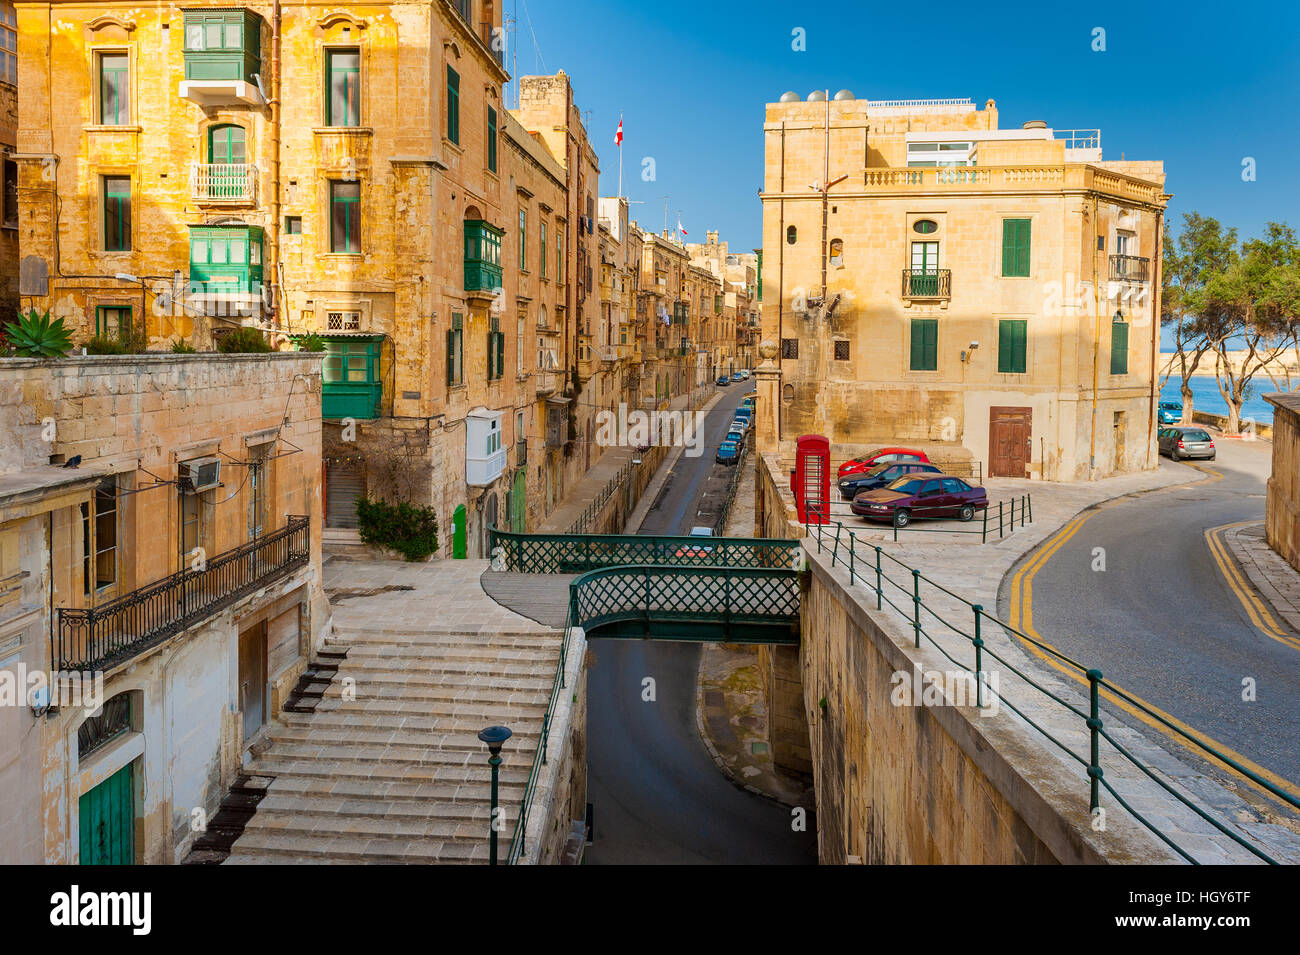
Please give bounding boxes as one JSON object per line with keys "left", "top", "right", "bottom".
{"left": 760, "top": 92, "right": 1169, "bottom": 480}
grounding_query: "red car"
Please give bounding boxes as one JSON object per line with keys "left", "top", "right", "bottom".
{"left": 852, "top": 475, "right": 987, "bottom": 527}
{"left": 837, "top": 447, "right": 930, "bottom": 479}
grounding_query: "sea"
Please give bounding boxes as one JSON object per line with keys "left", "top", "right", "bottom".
{"left": 1157, "top": 367, "right": 1290, "bottom": 425}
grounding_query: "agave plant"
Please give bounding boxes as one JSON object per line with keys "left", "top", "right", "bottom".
{"left": 3, "top": 309, "right": 75, "bottom": 358}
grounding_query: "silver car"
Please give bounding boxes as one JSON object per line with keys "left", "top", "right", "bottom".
{"left": 1158, "top": 426, "right": 1216, "bottom": 461}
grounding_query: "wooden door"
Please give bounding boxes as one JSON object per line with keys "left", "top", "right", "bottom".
{"left": 238, "top": 621, "right": 266, "bottom": 742}
{"left": 989, "top": 407, "right": 1032, "bottom": 478}
{"left": 79, "top": 761, "right": 135, "bottom": 865}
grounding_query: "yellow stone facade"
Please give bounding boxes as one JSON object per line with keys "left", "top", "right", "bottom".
{"left": 761, "top": 94, "right": 1169, "bottom": 480}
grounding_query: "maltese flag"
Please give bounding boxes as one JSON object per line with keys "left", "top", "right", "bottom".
{"left": 615, "top": 118, "right": 623, "bottom": 146}
{"left": 678, "top": 217, "right": 688, "bottom": 238}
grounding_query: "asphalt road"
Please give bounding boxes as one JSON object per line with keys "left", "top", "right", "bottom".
{"left": 997, "top": 438, "right": 1300, "bottom": 790}
{"left": 586, "top": 381, "right": 818, "bottom": 864}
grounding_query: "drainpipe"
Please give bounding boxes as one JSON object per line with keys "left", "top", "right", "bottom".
{"left": 270, "top": 1, "right": 283, "bottom": 328}
{"left": 1146, "top": 208, "right": 1164, "bottom": 469}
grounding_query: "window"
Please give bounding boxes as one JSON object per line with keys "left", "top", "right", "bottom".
{"left": 1116, "top": 231, "right": 1133, "bottom": 256}
{"left": 208, "top": 123, "right": 245, "bottom": 164}
{"left": 326, "top": 48, "right": 360, "bottom": 127}
{"left": 998, "top": 319, "right": 1028, "bottom": 374}
{"left": 103, "top": 175, "right": 131, "bottom": 251}
{"left": 464, "top": 220, "right": 503, "bottom": 290}
{"left": 1110, "top": 318, "right": 1129, "bottom": 375}
{"left": 447, "top": 312, "right": 464, "bottom": 385}
{"left": 781, "top": 337, "right": 798, "bottom": 359}
{"left": 77, "top": 692, "right": 134, "bottom": 759}
{"left": 247, "top": 444, "right": 270, "bottom": 540}
{"left": 556, "top": 223, "right": 564, "bottom": 283}
{"left": 2, "top": 158, "right": 14, "bottom": 229}
{"left": 285, "top": 215, "right": 302, "bottom": 234}
{"left": 1002, "top": 218, "right": 1031, "bottom": 278}
{"left": 913, "top": 219, "right": 938, "bottom": 234}
{"left": 907, "top": 141, "right": 974, "bottom": 167}
{"left": 0, "top": 4, "right": 15, "bottom": 86}
{"left": 96, "top": 305, "right": 132, "bottom": 339}
{"left": 487, "top": 106, "right": 498, "bottom": 172}
{"left": 179, "top": 482, "right": 202, "bottom": 568}
{"left": 186, "top": 13, "right": 244, "bottom": 50}
{"left": 911, "top": 241, "right": 938, "bottom": 272}
{"left": 910, "top": 318, "right": 937, "bottom": 371}
{"left": 487, "top": 316, "right": 504, "bottom": 380}
{"left": 320, "top": 336, "right": 382, "bottom": 419}
{"left": 518, "top": 208, "right": 526, "bottom": 271}
{"left": 516, "top": 313, "right": 525, "bottom": 374}
{"left": 81, "top": 477, "right": 117, "bottom": 594}
{"left": 326, "top": 310, "right": 360, "bottom": 331}
{"left": 786, "top": 225, "right": 797, "bottom": 245}
{"left": 330, "top": 180, "right": 361, "bottom": 252}
{"left": 833, "top": 339, "right": 850, "bottom": 361}
{"left": 98, "top": 52, "right": 130, "bottom": 125}
{"left": 446, "top": 65, "right": 460, "bottom": 144}
{"left": 540, "top": 221, "right": 547, "bottom": 278}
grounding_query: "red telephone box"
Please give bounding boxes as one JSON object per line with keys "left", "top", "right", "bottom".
{"left": 794, "top": 434, "right": 831, "bottom": 525}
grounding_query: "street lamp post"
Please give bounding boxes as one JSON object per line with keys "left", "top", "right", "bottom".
{"left": 477, "top": 724, "right": 512, "bottom": 865}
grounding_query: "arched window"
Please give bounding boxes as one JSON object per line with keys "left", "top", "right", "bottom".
{"left": 208, "top": 124, "right": 246, "bottom": 165}
{"left": 786, "top": 225, "right": 797, "bottom": 245}
{"left": 78, "top": 690, "right": 138, "bottom": 759}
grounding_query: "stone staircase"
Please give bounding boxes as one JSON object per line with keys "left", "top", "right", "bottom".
{"left": 223, "top": 624, "right": 562, "bottom": 864}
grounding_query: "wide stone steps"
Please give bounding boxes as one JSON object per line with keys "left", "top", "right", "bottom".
{"left": 224, "top": 828, "right": 499, "bottom": 864}
{"left": 275, "top": 709, "right": 545, "bottom": 739}
{"left": 260, "top": 740, "right": 530, "bottom": 772}
{"left": 266, "top": 724, "right": 543, "bottom": 753}
{"left": 248, "top": 752, "right": 532, "bottom": 784}
{"left": 326, "top": 629, "right": 555, "bottom": 648}
{"left": 260, "top": 773, "right": 529, "bottom": 805}
{"left": 255, "top": 791, "right": 506, "bottom": 822}
{"left": 243, "top": 806, "right": 496, "bottom": 843}
{"left": 308, "top": 702, "right": 547, "bottom": 732}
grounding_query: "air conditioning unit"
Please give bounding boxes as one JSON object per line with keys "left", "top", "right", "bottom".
{"left": 179, "top": 456, "right": 221, "bottom": 493}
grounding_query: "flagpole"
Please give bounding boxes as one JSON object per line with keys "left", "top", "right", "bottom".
{"left": 617, "top": 112, "right": 623, "bottom": 198}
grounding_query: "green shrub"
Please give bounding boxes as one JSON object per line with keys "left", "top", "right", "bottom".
{"left": 216, "top": 326, "right": 273, "bottom": 354}
{"left": 356, "top": 497, "right": 440, "bottom": 561}
{"left": 294, "top": 333, "right": 326, "bottom": 353}
{"left": 170, "top": 339, "right": 197, "bottom": 354}
{"left": 3, "top": 309, "right": 74, "bottom": 358}
{"left": 83, "top": 335, "right": 130, "bottom": 355}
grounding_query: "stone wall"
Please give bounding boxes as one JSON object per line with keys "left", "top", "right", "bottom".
{"left": 1265, "top": 397, "right": 1300, "bottom": 573}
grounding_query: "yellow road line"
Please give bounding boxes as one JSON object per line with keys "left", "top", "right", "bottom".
{"left": 1204, "top": 521, "right": 1298, "bottom": 649}
{"left": 1008, "top": 501, "right": 1300, "bottom": 809}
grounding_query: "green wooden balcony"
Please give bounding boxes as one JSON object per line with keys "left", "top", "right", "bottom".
{"left": 188, "top": 224, "right": 264, "bottom": 296}
{"left": 180, "top": 9, "right": 264, "bottom": 105}
{"left": 320, "top": 335, "right": 384, "bottom": 420}
{"left": 464, "top": 220, "right": 504, "bottom": 292}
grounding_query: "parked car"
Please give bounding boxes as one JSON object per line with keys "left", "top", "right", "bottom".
{"left": 851, "top": 476, "right": 988, "bottom": 526}
{"left": 731, "top": 414, "right": 749, "bottom": 432}
{"left": 675, "top": 526, "right": 715, "bottom": 558}
{"left": 716, "top": 440, "right": 740, "bottom": 465}
{"left": 731, "top": 372, "right": 745, "bottom": 382}
{"left": 837, "top": 447, "right": 931, "bottom": 479}
{"left": 740, "top": 370, "right": 751, "bottom": 379}
{"left": 733, "top": 410, "right": 751, "bottom": 428}
{"left": 1158, "top": 426, "right": 1216, "bottom": 461}
{"left": 837, "top": 461, "right": 943, "bottom": 500}
{"left": 1157, "top": 401, "right": 1182, "bottom": 425}
{"left": 725, "top": 427, "right": 745, "bottom": 445}
{"left": 715, "top": 375, "right": 730, "bottom": 386}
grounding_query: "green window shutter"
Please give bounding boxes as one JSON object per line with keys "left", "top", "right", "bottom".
{"left": 1002, "top": 219, "right": 1031, "bottom": 277}
{"left": 446, "top": 328, "right": 455, "bottom": 385}
{"left": 497, "top": 331, "right": 505, "bottom": 378}
{"left": 487, "top": 106, "right": 497, "bottom": 172}
{"left": 909, "top": 319, "right": 938, "bottom": 371}
{"left": 1111, "top": 322, "right": 1129, "bottom": 375}
{"left": 446, "top": 66, "right": 459, "bottom": 144}
{"left": 999, "top": 320, "right": 1027, "bottom": 373}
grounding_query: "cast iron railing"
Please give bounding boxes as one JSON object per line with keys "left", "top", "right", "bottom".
{"left": 807, "top": 514, "right": 1298, "bottom": 864}
{"left": 1109, "top": 254, "right": 1150, "bottom": 282}
{"left": 55, "top": 516, "right": 310, "bottom": 673}
{"left": 489, "top": 526, "right": 800, "bottom": 573}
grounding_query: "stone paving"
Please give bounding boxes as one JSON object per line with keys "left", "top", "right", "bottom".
{"left": 803, "top": 461, "right": 1300, "bottom": 864}
{"left": 223, "top": 557, "right": 563, "bottom": 864}
{"left": 1225, "top": 522, "right": 1300, "bottom": 636}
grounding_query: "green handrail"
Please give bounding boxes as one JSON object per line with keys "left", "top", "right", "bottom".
{"left": 488, "top": 526, "right": 800, "bottom": 574}
{"left": 811, "top": 514, "right": 1296, "bottom": 864}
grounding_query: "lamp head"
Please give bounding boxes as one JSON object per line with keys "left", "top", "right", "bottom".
{"left": 478, "top": 724, "right": 513, "bottom": 755}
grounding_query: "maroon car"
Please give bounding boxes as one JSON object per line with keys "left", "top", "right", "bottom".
{"left": 851, "top": 475, "right": 987, "bottom": 526}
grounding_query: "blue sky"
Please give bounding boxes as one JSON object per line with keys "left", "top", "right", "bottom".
{"left": 510, "top": 0, "right": 1300, "bottom": 253}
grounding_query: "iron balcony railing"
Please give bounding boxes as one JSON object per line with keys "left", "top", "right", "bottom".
{"left": 902, "top": 268, "right": 952, "bottom": 298}
{"left": 191, "top": 162, "right": 257, "bottom": 202}
{"left": 488, "top": 526, "right": 800, "bottom": 573}
{"left": 55, "top": 516, "right": 310, "bottom": 673}
{"left": 807, "top": 514, "right": 1300, "bottom": 864}
{"left": 1109, "top": 254, "right": 1150, "bottom": 283}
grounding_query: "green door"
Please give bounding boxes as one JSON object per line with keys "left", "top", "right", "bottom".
{"left": 511, "top": 469, "right": 527, "bottom": 533}
{"left": 452, "top": 505, "right": 467, "bottom": 559}
{"left": 79, "top": 761, "right": 135, "bottom": 865}
{"left": 207, "top": 124, "right": 247, "bottom": 198}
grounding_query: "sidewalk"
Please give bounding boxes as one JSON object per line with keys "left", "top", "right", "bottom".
{"left": 1224, "top": 522, "right": 1300, "bottom": 635}
{"left": 539, "top": 384, "right": 717, "bottom": 534}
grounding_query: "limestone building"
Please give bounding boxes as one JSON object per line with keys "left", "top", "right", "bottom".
{"left": 0, "top": 0, "right": 14, "bottom": 323}
{"left": 0, "top": 352, "right": 325, "bottom": 864}
{"left": 760, "top": 92, "right": 1169, "bottom": 480}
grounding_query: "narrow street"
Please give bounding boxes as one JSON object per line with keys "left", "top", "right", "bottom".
{"left": 586, "top": 383, "right": 818, "bottom": 864}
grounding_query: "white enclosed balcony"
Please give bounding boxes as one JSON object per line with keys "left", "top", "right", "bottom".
{"left": 466, "top": 408, "right": 507, "bottom": 487}
{"left": 191, "top": 163, "right": 257, "bottom": 203}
